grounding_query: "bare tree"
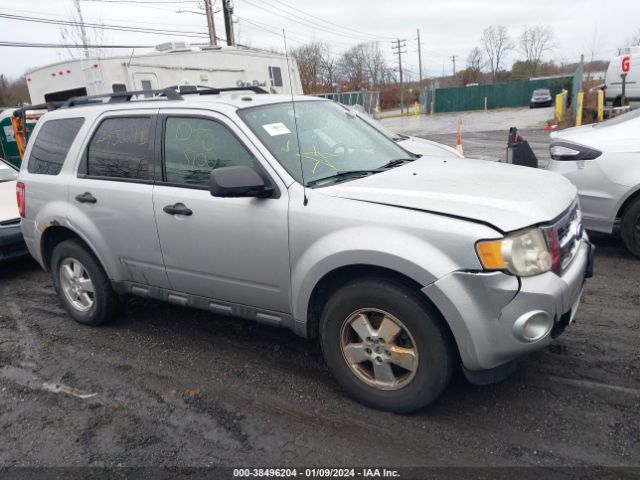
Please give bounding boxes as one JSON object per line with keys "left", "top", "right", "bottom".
{"left": 59, "top": 0, "right": 110, "bottom": 59}
{"left": 481, "top": 26, "right": 513, "bottom": 81}
{"left": 0, "top": 75, "right": 30, "bottom": 106}
{"left": 291, "top": 42, "right": 324, "bottom": 93}
{"left": 466, "top": 47, "right": 483, "bottom": 83}
{"left": 630, "top": 29, "right": 640, "bottom": 46}
{"left": 291, "top": 41, "right": 337, "bottom": 93}
{"left": 520, "top": 25, "right": 553, "bottom": 75}
{"left": 339, "top": 42, "right": 387, "bottom": 90}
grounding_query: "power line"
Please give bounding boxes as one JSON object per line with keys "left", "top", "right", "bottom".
{"left": 0, "top": 41, "right": 155, "bottom": 48}
{"left": 236, "top": 0, "right": 390, "bottom": 43}
{"left": 0, "top": 6, "right": 206, "bottom": 29}
{"left": 267, "top": 0, "right": 395, "bottom": 41}
{"left": 80, "top": 0, "right": 200, "bottom": 4}
{"left": 0, "top": 12, "right": 209, "bottom": 38}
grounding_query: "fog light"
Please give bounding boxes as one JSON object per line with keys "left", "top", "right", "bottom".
{"left": 513, "top": 310, "right": 553, "bottom": 342}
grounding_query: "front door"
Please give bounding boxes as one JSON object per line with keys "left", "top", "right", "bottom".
{"left": 152, "top": 112, "right": 291, "bottom": 313}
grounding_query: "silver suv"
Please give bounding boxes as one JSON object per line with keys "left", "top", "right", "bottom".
{"left": 18, "top": 89, "right": 594, "bottom": 412}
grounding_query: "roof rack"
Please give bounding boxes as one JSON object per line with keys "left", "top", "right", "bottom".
{"left": 62, "top": 88, "right": 183, "bottom": 108}
{"left": 168, "top": 85, "right": 269, "bottom": 95}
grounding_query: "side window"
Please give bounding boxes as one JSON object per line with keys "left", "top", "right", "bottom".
{"left": 86, "top": 117, "right": 153, "bottom": 181}
{"left": 27, "top": 118, "right": 84, "bottom": 175}
{"left": 269, "top": 66, "right": 283, "bottom": 87}
{"left": 164, "top": 117, "right": 255, "bottom": 187}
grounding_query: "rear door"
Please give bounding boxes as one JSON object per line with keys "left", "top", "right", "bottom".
{"left": 152, "top": 110, "right": 291, "bottom": 313}
{"left": 67, "top": 111, "right": 170, "bottom": 287}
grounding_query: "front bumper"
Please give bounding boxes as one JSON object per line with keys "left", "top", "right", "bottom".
{"left": 422, "top": 237, "right": 593, "bottom": 372}
{"left": 0, "top": 223, "right": 28, "bottom": 262}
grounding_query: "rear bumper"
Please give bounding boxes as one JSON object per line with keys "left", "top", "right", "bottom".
{"left": 422, "top": 236, "right": 592, "bottom": 372}
{"left": 0, "top": 223, "right": 28, "bottom": 262}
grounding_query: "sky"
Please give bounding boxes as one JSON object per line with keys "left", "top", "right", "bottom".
{"left": 0, "top": 0, "right": 638, "bottom": 80}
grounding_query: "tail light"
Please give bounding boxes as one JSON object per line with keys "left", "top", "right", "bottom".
{"left": 550, "top": 141, "right": 601, "bottom": 161}
{"left": 16, "top": 182, "right": 25, "bottom": 218}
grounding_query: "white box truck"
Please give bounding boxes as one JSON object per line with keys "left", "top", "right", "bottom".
{"left": 25, "top": 43, "right": 303, "bottom": 103}
{"left": 604, "top": 46, "right": 640, "bottom": 108}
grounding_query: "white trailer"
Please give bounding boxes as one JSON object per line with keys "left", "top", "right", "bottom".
{"left": 604, "top": 46, "right": 640, "bottom": 108}
{"left": 26, "top": 43, "right": 303, "bottom": 103}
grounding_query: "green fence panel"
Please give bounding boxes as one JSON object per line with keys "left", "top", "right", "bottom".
{"left": 433, "top": 76, "right": 573, "bottom": 113}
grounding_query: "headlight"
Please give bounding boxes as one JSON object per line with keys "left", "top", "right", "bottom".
{"left": 550, "top": 141, "right": 601, "bottom": 161}
{"left": 476, "top": 228, "right": 552, "bottom": 277}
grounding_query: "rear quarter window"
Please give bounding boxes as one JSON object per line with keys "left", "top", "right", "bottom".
{"left": 27, "top": 118, "right": 85, "bottom": 175}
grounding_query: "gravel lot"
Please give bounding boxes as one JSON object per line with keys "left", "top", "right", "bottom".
{"left": 0, "top": 230, "right": 638, "bottom": 469}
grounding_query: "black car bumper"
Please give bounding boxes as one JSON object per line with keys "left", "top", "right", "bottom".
{"left": 0, "top": 223, "right": 28, "bottom": 262}
{"left": 530, "top": 99, "right": 553, "bottom": 108}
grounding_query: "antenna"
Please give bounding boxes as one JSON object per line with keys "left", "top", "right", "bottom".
{"left": 282, "top": 29, "right": 308, "bottom": 206}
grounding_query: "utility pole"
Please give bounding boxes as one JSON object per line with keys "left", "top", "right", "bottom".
{"left": 203, "top": 0, "right": 217, "bottom": 46}
{"left": 416, "top": 29, "right": 423, "bottom": 87}
{"left": 73, "top": 0, "right": 89, "bottom": 59}
{"left": 450, "top": 55, "right": 457, "bottom": 78}
{"left": 392, "top": 38, "right": 407, "bottom": 113}
{"left": 223, "top": 0, "right": 235, "bottom": 47}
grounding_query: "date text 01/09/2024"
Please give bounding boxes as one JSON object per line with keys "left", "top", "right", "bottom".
{"left": 232, "top": 468, "right": 401, "bottom": 478}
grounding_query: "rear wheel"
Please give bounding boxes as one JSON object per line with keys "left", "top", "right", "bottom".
{"left": 319, "top": 277, "right": 455, "bottom": 413}
{"left": 51, "top": 239, "right": 120, "bottom": 325}
{"left": 621, "top": 197, "right": 640, "bottom": 258}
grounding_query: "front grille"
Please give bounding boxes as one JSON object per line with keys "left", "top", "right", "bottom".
{"left": 551, "top": 203, "right": 583, "bottom": 273}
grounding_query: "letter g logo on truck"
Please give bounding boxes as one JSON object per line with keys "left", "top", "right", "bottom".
{"left": 622, "top": 56, "right": 631, "bottom": 73}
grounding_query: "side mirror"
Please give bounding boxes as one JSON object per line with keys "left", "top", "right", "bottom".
{"left": 209, "top": 166, "right": 274, "bottom": 198}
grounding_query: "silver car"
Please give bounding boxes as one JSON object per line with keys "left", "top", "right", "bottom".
{"left": 0, "top": 157, "right": 27, "bottom": 261}
{"left": 18, "top": 92, "right": 593, "bottom": 412}
{"left": 547, "top": 109, "right": 640, "bottom": 257}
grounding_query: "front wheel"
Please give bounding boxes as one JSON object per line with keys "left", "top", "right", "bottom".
{"left": 621, "top": 197, "right": 640, "bottom": 258}
{"left": 320, "top": 277, "right": 455, "bottom": 413}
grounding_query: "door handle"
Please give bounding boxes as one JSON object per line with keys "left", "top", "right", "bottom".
{"left": 75, "top": 192, "right": 97, "bottom": 204}
{"left": 163, "top": 203, "right": 193, "bottom": 216}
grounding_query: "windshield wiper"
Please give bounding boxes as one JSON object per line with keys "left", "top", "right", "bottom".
{"left": 378, "top": 158, "right": 416, "bottom": 169}
{"left": 306, "top": 170, "right": 382, "bottom": 187}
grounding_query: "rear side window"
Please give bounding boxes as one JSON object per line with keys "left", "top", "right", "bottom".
{"left": 27, "top": 118, "right": 84, "bottom": 175}
{"left": 86, "top": 117, "right": 153, "bottom": 181}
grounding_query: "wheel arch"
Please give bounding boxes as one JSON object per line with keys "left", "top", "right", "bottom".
{"left": 40, "top": 225, "right": 110, "bottom": 279}
{"left": 302, "top": 264, "right": 460, "bottom": 362}
{"left": 616, "top": 185, "right": 640, "bottom": 221}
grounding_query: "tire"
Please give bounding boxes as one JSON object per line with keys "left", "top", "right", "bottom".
{"left": 319, "top": 277, "right": 455, "bottom": 413}
{"left": 50, "top": 239, "right": 120, "bottom": 326}
{"left": 621, "top": 197, "right": 640, "bottom": 258}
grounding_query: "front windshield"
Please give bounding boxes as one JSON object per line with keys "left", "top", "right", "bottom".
{"left": 0, "top": 160, "right": 18, "bottom": 182}
{"left": 239, "top": 100, "right": 412, "bottom": 186}
{"left": 351, "top": 108, "right": 407, "bottom": 141}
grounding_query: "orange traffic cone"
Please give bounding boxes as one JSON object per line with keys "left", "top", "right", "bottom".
{"left": 455, "top": 118, "right": 463, "bottom": 155}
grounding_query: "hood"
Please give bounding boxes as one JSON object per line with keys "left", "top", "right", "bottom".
{"left": 0, "top": 180, "right": 19, "bottom": 222}
{"left": 321, "top": 158, "right": 577, "bottom": 233}
{"left": 397, "top": 136, "right": 463, "bottom": 159}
